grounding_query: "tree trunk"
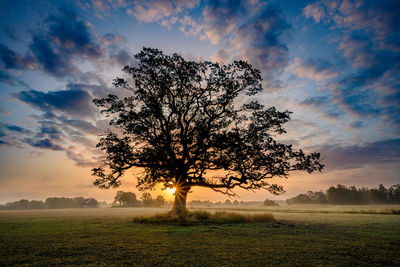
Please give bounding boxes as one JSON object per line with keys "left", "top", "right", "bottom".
{"left": 171, "top": 184, "right": 190, "bottom": 218}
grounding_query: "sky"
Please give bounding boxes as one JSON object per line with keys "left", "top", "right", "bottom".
{"left": 0, "top": 0, "right": 399, "bottom": 203}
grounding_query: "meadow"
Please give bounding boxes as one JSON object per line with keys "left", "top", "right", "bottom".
{"left": 1, "top": 205, "right": 399, "bottom": 266}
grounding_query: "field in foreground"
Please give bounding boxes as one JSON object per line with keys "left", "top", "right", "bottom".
{"left": 1, "top": 206, "right": 400, "bottom": 266}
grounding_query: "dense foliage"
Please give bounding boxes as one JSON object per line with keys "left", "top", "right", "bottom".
{"left": 113, "top": 191, "right": 140, "bottom": 207}
{"left": 287, "top": 184, "right": 400, "bottom": 205}
{"left": 92, "top": 47, "right": 323, "bottom": 216}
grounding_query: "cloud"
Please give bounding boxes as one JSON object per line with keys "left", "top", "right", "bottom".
{"left": 304, "top": 0, "right": 400, "bottom": 132}
{"left": 304, "top": 0, "right": 400, "bottom": 53}
{"left": 207, "top": 3, "right": 292, "bottom": 90}
{"left": 0, "top": 123, "right": 32, "bottom": 148}
{"left": 0, "top": 139, "right": 11, "bottom": 146}
{"left": 0, "top": 8, "right": 106, "bottom": 79}
{"left": 89, "top": 0, "right": 290, "bottom": 91}
{"left": 0, "top": 124, "right": 20, "bottom": 148}
{"left": 30, "top": 35, "right": 80, "bottom": 77}
{"left": 15, "top": 88, "right": 95, "bottom": 118}
{"left": 303, "top": 1, "right": 325, "bottom": 23}
{"left": 11, "top": 79, "right": 114, "bottom": 167}
{"left": 179, "top": 15, "right": 203, "bottom": 36}
{"left": 37, "top": 122, "right": 65, "bottom": 141}
{"left": 100, "top": 33, "right": 123, "bottom": 46}
{"left": 24, "top": 138, "right": 64, "bottom": 151}
{"left": 299, "top": 96, "right": 342, "bottom": 118}
{"left": 0, "top": 69, "right": 12, "bottom": 83}
{"left": 0, "top": 44, "right": 36, "bottom": 85}
{"left": 349, "top": 120, "right": 364, "bottom": 129}
{"left": 339, "top": 33, "right": 375, "bottom": 68}
{"left": 0, "top": 24, "right": 20, "bottom": 41}
{"left": 129, "top": 0, "right": 199, "bottom": 23}
{"left": 0, "top": 7, "right": 136, "bottom": 82}
{"left": 133, "top": 0, "right": 175, "bottom": 22}
{"left": 315, "top": 138, "right": 400, "bottom": 171}
{"left": 46, "top": 8, "right": 102, "bottom": 59}
{"left": 330, "top": 73, "right": 382, "bottom": 117}
{"left": 0, "top": 105, "right": 9, "bottom": 115}
{"left": 202, "top": 0, "right": 244, "bottom": 44}
{"left": 29, "top": 8, "right": 102, "bottom": 77}
{"left": 65, "top": 149, "right": 100, "bottom": 167}
{"left": 18, "top": 115, "right": 102, "bottom": 166}
{"left": 108, "top": 49, "right": 133, "bottom": 66}
{"left": 4, "top": 125, "right": 32, "bottom": 134}
{"left": 0, "top": 44, "right": 35, "bottom": 69}
{"left": 289, "top": 57, "right": 338, "bottom": 80}
{"left": 81, "top": 0, "right": 132, "bottom": 15}
{"left": 58, "top": 116, "right": 100, "bottom": 135}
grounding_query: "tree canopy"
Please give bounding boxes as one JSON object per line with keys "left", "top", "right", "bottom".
{"left": 113, "top": 191, "right": 138, "bottom": 207}
{"left": 92, "top": 47, "right": 323, "bottom": 216}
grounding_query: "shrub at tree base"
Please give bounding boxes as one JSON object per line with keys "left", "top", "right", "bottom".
{"left": 132, "top": 211, "right": 274, "bottom": 225}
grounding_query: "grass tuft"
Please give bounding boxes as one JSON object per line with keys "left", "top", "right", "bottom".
{"left": 132, "top": 210, "right": 274, "bottom": 225}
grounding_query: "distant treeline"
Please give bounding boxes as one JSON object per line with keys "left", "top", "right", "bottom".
{"left": 0, "top": 197, "right": 100, "bottom": 210}
{"left": 287, "top": 184, "right": 400, "bottom": 205}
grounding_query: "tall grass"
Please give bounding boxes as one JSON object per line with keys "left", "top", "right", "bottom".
{"left": 132, "top": 210, "right": 274, "bottom": 225}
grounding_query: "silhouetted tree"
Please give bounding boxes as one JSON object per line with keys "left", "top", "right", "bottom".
{"left": 82, "top": 198, "right": 100, "bottom": 208}
{"left": 287, "top": 190, "right": 328, "bottom": 205}
{"left": 113, "top": 191, "right": 138, "bottom": 207}
{"left": 388, "top": 184, "right": 400, "bottom": 203}
{"left": 263, "top": 199, "right": 278, "bottom": 206}
{"left": 141, "top": 192, "right": 153, "bottom": 206}
{"left": 370, "top": 184, "right": 388, "bottom": 203}
{"left": 155, "top": 195, "right": 166, "bottom": 207}
{"left": 45, "top": 197, "right": 81, "bottom": 208}
{"left": 92, "top": 47, "right": 323, "bottom": 217}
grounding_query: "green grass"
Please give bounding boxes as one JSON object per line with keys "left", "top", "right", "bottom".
{"left": 0, "top": 207, "right": 399, "bottom": 266}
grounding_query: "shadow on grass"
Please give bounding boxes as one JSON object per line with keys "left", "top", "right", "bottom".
{"left": 132, "top": 210, "right": 274, "bottom": 225}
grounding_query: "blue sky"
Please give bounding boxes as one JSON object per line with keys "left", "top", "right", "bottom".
{"left": 0, "top": 0, "right": 399, "bottom": 202}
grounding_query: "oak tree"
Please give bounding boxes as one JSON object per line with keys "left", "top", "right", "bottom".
{"left": 93, "top": 47, "right": 323, "bottom": 217}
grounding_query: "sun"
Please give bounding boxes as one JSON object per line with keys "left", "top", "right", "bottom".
{"left": 166, "top": 187, "right": 176, "bottom": 195}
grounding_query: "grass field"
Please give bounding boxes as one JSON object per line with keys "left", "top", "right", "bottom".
{"left": 1, "top": 206, "right": 399, "bottom": 266}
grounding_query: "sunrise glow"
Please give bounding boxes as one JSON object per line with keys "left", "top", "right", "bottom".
{"left": 166, "top": 187, "right": 176, "bottom": 195}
